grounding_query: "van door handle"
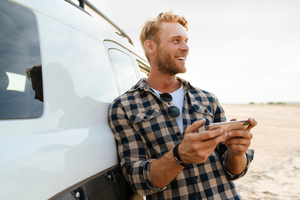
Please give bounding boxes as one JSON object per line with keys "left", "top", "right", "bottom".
{"left": 72, "top": 186, "right": 87, "bottom": 200}
{"left": 105, "top": 170, "right": 116, "bottom": 184}
{"left": 56, "top": 186, "right": 87, "bottom": 200}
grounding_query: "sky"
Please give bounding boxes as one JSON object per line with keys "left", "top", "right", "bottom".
{"left": 92, "top": 0, "right": 300, "bottom": 104}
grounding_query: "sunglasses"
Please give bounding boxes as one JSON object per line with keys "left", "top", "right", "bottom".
{"left": 159, "top": 93, "right": 180, "bottom": 118}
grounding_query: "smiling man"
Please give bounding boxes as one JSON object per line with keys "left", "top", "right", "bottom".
{"left": 108, "top": 11, "right": 257, "bottom": 200}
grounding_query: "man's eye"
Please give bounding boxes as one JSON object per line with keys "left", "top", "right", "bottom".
{"left": 173, "top": 39, "right": 179, "bottom": 42}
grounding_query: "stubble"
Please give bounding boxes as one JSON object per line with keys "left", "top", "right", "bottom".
{"left": 157, "top": 48, "right": 187, "bottom": 76}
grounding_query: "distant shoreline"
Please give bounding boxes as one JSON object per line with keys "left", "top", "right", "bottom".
{"left": 222, "top": 102, "right": 300, "bottom": 106}
{"left": 222, "top": 103, "right": 300, "bottom": 107}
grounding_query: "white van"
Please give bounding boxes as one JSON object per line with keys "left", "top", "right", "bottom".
{"left": 0, "top": 0, "right": 149, "bottom": 199}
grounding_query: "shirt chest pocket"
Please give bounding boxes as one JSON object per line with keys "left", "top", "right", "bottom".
{"left": 193, "top": 105, "right": 214, "bottom": 132}
{"left": 129, "top": 108, "right": 174, "bottom": 153}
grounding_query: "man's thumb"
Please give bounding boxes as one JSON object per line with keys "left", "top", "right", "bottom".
{"left": 185, "top": 119, "right": 206, "bottom": 134}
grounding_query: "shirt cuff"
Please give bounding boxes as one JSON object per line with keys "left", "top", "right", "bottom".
{"left": 143, "top": 159, "right": 167, "bottom": 191}
{"left": 221, "top": 148, "right": 254, "bottom": 181}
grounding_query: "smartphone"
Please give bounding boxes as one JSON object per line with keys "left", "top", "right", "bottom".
{"left": 207, "top": 120, "right": 250, "bottom": 131}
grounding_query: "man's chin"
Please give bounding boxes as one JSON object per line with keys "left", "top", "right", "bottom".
{"left": 180, "top": 66, "right": 187, "bottom": 73}
{"left": 157, "top": 61, "right": 186, "bottom": 75}
{"left": 175, "top": 65, "right": 187, "bottom": 74}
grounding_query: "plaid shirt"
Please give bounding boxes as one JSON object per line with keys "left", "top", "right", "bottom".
{"left": 108, "top": 77, "right": 254, "bottom": 200}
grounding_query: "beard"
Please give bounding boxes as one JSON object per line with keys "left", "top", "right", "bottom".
{"left": 157, "top": 48, "right": 187, "bottom": 76}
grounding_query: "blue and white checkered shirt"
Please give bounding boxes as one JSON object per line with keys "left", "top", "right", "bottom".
{"left": 108, "top": 77, "right": 254, "bottom": 200}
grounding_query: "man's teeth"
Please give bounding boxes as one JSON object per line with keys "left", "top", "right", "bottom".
{"left": 177, "top": 57, "right": 185, "bottom": 60}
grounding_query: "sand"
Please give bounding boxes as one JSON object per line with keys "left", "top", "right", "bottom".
{"left": 222, "top": 104, "right": 300, "bottom": 200}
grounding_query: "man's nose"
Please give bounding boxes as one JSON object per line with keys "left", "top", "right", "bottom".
{"left": 180, "top": 41, "right": 189, "bottom": 52}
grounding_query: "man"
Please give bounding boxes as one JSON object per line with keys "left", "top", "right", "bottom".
{"left": 108, "top": 11, "right": 257, "bottom": 200}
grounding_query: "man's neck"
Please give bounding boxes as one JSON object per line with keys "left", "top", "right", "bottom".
{"left": 146, "top": 72, "right": 181, "bottom": 93}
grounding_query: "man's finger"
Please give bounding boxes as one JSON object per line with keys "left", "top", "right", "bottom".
{"left": 194, "top": 130, "right": 227, "bottom": 149}
{"left": 185, "top": 119, "right": 206, "bottom": 134}
{"left": 195, "top": 128, "right": 226, "bottom": 141}
{"left": 224, "top": 137, "right": 251, "bottom": 146}
{"left": 227, "top": 130, "right": 253, "bottom": 140}
{"left": 246, "top": 118, "right": 257, "bottom": 131}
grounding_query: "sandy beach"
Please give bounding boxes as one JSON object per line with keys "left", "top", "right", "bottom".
{"left": 222, "top": 104, "right": 300, "bottom": 200}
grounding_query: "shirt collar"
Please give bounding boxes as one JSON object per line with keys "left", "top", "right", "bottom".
{"left": 128, "top": 77, "right": 209, "bottom": 114}
{"left": 128, "top": 77, "right": 194, "bottom": 94}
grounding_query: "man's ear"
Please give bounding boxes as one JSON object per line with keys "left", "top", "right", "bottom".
{"left": 144, "top": 39, "right": 156, "bottom": 54}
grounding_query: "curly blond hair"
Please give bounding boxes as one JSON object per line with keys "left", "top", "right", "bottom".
{"left": 139, "top": 10, "right": 188, "bottom": 61}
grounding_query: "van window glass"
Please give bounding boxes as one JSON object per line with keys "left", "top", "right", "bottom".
{"left": 0, "top": 1, "right": 43, "bottom": 119}
{"left": 108, "top": 49, "right": 138, "bottom": 94}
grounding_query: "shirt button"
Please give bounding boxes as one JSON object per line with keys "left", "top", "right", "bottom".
{"left": 143, "top": 116, "right": 147, "bottom": 120}
{"left": 176, "top": 132, "right": 181, "bottom": 136}
{"left": 194, "top": 176, "right": 198, "bottom": 180}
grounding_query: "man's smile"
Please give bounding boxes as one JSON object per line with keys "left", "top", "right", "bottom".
{"left": 176, "top": 56, "right": 186, "bottom": 61}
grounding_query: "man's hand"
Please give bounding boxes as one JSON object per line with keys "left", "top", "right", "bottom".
{"left": 222, "top": 118, "right": 257, "bottom": 156}
{"left": 222, "top": 118, "right": 257, "bottom": 175}
{"left": 150, "top": 119, "right": 229, "bottom": 188}
{"left": 179, "top": 119, "right": 228, "bottom": 165}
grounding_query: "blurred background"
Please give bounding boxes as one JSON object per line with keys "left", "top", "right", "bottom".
{"left": 92, "top": 0, "right": 300, "bottom": 104}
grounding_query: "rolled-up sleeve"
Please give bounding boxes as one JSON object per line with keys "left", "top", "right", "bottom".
{"left": 108, "top": 99, "right": 166, "bottom": 197}
{"left": 221, "top": 148, "right": 254, "bottom": 181}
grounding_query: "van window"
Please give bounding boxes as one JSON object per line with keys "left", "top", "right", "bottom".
{"left": 0, "top": 1, "right": 43, "bottom": 119}
{"left": 108, "top": 49, "right": 138, "bottom": 94}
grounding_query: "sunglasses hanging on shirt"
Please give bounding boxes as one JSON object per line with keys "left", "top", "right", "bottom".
{"left": 159, "top": 93, "right": 180, "bottom": 118}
